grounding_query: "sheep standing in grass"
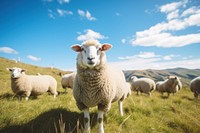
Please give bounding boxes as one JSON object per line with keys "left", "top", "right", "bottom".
{"left": 7, "top": 67, "right": 58, "bottom": 100}
{"left": 156, "top": 76, "right": 181, "bottom": 97}
{"left": 71, "top": 40, "right": 131, "bottom": 133}
{"left": 130, "top": 76, "right": 155, "bottom": 96}
{"left": 61, "top": 72, "right": 76, "bottom": 92}
{"left": 190, "top": 76, "right": 200, "bottom": 98}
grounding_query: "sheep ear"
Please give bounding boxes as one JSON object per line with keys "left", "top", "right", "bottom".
{"left": 71, "top": 45, "right": 82, "bottom": 52}
{"left": 6, "top": 68, "right": 13, "bottom": 71}
{"left": 21, "top": 69, "right": 26, "bottom": 73}
{"left": 101, "top": 44, "right": 112, "bottom": 51}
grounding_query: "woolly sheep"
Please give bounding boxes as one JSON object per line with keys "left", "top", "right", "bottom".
{"left": 61, "top": 72, "right": 76, "bottom": 92}
{"left": 130, "top": 76, "right": 155, "bottom": 96}
{"left": 190, "top": 76, "right": 200, "bottom": 98}
{"left": 7, "top": 67, "right": 58, "bottom": 100}
{"left": 71, "top": 40, "right": 131, "bottom": 133}
{"left": 156, "top": 76, "right": 181, "bottom": 97}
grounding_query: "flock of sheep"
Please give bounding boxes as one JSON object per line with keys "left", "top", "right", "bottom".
{"left": 6, "top": 40, "right": 200, "bottom": 133}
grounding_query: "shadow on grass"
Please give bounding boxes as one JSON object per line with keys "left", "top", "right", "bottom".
{"left": 0, "top": 108, "right": 98, "bottom": 133}
{"left": 181, "top": 96, "right": 194, "bottom": 101}
{"left": 0, "top": 93, "right": 38, "bottom": 101}
{"left": 160, "top": 95, "right": 169, "bottom": 99}
{"left": 0, "top": 93, "right": 13, "bottom": 99}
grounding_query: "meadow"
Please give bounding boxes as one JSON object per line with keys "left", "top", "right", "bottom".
{"left": 0, "top": 57, "right": 200, "bottom": 133}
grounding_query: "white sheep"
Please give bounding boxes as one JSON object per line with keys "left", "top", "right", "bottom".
{"left": 156, "top": 76, "right": 181, "bottom": 97}
{"left": 130, "top": 76, "right": 155, "bottom": 96}
{"left": 71, "top": 40, "right": 131, "bottom": 133}
{"left": 190, "top": 76, "right": 200, "bottom": 98}
{"left": 61, "top": 72, "right": 76, "bottom": 92}
{"left": 7, "top": 67, "right": 58, "bottom": 100}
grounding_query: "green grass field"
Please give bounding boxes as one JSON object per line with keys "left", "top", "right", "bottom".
{"left": 0, "top": 57, "right": 200, "bottom": 133}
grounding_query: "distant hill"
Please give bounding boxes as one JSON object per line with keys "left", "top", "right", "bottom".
{"left": 124, "top": 68, "right": 200, "bottom": 87}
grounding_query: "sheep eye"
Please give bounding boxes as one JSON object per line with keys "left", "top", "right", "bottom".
{"left": 97, "top": 48, "right": 101, "bottom": 54}
{"left": 82, "top": 48, "right": 86, "bottom": 53}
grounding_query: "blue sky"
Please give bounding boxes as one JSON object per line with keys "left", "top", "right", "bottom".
{"left": 0, "top": 0, "right": 200, "bottom": 71}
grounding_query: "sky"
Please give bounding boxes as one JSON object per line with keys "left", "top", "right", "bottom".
{"left": 0, "top": 0, "right": 200, "bottom": 71}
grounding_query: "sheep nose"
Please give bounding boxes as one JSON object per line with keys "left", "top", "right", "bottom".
{"left": 87, "top": 57, "right": 95, "bottom": 61}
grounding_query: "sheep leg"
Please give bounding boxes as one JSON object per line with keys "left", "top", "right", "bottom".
{"left": 83, "top": 108, "right": 90, "bottom": 133}
{"left": 118, "top": 100, "right": 123, "bottom": 116}
{"left": 148, "top": 92, "right": 151, "bottom": 97}
{"left": 25, "top": 91, "right": 31, "bottom": 101}
{"left": 97, "top": 110, "right": 104, "bottom": 133}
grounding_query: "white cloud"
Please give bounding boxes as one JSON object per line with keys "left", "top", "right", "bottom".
{"left": 182, "top": 6, "right": 200, "bottom": 17}
{"left": 133, "top": 33, "right": 200, "bottom": 48}
{"left": 57, "top": 0, "right": 70, "bottom": 4}
{"left": 160, "top": 0, "right": 187, "bottom": 13}
{"left": 77, "top": 29, "right": 108, "bottom": 41}
{"left": 77, "top": 9, "right": 96, "bottom": 21}
{"left": 167, "top": 10, "right": 179, "bottom": 20}
{"left": 110, "top": 57, "right": 200, "bottom": 70}
{"left": 27, "top": 55, "right": 41, "bottom": 61}
{"left": 137, "top": 52, "right": 159, "bottom": 58}
{"left": 57, "top": 9, "right": 73, "bottom": 16}
{"left": 118, "top": 52, "right": 160, "bottom": 60}
{"left": 121, "top": 39, "right": 126, "bottom": 44}
{"left": 130, "top": 1, "right": 200, "bottom": 48}
{"left": 0, "top": 47, "right": 18, "bottom": 54}
{"left": 163, "top": 54, "right": 179, "bottom": 60}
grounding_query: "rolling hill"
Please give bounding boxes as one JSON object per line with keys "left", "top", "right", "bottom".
{"left": 124, "top": 68, "right": 200, "bottom": 87}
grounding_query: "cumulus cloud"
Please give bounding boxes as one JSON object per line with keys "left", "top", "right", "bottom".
{"left": 160, "top": 0, "right": 187, "bottom": 13}
{"left": 78, "top": 9, "right": 96, "bottom": 21}
{"left": 130, "top": 0, "right": 200, "bottom": 48}
{"left": 57, "top": 9, "right": 73, "bottom": 16}
{"left": 0, "top": 47, "right": 18, "bottom": 54}
{"left": 27, "top": 55, "right": 41, "bottom": 61}
{"left": 77, "top": 29, "right": 108, "bottom": 41}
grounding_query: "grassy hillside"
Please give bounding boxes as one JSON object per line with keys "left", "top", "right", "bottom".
{"left": 0, "top": 57, "right": 200, "bottom": 133}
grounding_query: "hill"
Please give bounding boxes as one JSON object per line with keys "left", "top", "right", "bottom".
{"left": 0, "top": 57, "right": 200, "bottom": 133}
{"left": 124, "top": 68, "right": 200, "bottom": 87}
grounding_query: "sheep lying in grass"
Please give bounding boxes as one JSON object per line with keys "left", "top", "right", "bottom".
{"left": 130, "top": 76, "right": 155, "bottom": 96}
{"left": 156, "top": 76, "right": 181, "bottom": 97}
{"left": 71, "top": 40, "right": 131, "bottom": 133}
{"left": 190, "top": 76, "right": 200, "bottom": 98}
{"left": 7, "top": 67, "right": 58, "bottom": 100}
{"left": 61, "top": 72, "right": 76, "bottom": 92}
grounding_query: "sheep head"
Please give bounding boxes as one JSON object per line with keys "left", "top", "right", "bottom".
{"left": 7, "top": 67, "right": 25, "bottom": 79}
{"left": 71, "top": 40, "right": 112, "bottom": 69}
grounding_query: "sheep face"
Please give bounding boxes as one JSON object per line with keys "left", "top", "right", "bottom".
{"left": 7, "top": 67, "right": 25, "bottom": 79}
{"left": 167, "top": 76, "right": 178, "bottom": 87}
{"left": 72, "top": 40, "right": 112, "bottom": 68}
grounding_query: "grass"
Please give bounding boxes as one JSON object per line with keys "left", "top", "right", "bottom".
{"left": 0, "top": 57, "right": 200, "bottom": 133}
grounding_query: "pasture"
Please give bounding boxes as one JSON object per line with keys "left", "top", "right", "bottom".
{"left": 0, "top": 57, "right": 200, "bottom": 133}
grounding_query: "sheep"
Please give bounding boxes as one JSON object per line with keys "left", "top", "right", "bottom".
{"left": 7, "top": 67, "right": 58, "bottom": 100}
{"left": 130, "top": 76, "right": 155, "bottom": 96}
{"left": 71, "top": 40, "right": 131, "bottom": 133}
{"left": 61, "top": 72, "right": 76, "bottom": 92}
{"left": 156, "top": 76, "right": 181, "bottom": 97}
{"left": 190, "top": 76, "right": 200, "bottom": 98}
